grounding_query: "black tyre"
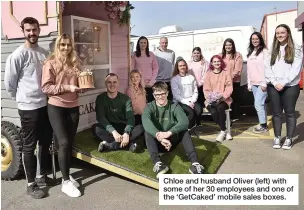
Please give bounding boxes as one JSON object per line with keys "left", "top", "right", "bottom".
{"left": 1, "top": 121, "right": 24, "bottom": 180}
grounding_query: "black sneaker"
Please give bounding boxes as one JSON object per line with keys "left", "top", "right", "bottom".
{"left": 35, "top": 175, "right": 58, "bottom": 187}
{"left": 153, "top": 162, "right": 169, "bottom": 179}
{"left": 253, "top": 125, "right": 268, "bottom": 134}
{"left": 98, "top": 142, "right": 104, "bottom": 152}
{"left": 98, "top": 142, "right": 110, "bottom": 152}
{"left": 27, "top": 183, "right": 46, "bottom": 199}
{"left": 189, "top": 163, "right": 204, "bottom": 174}
{"left": 129, "top": 143, "right": 139, "bottom": 153}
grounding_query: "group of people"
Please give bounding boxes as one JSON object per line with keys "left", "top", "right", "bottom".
{"left": 4, "top": 15, "right": 303, "bottom": 200}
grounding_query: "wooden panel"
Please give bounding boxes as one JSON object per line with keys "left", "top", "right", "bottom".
{"left": 1, "top": 99, "right": 18, "bottom": 109}
{"left": 1, "top": 82, "right": 6, "bottom": 90}
{"left": 1, "top": 117, "right": 21, "bottom": 127}
{"left": 1, "top": 108, "right": 19, "bottom": 118}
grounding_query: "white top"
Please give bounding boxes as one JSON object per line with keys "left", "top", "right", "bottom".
{"left": 265, "top": 44, "right": 303, "bottom": 87}
{"left": 170, "top": 73, "right": 198, "bottom": 106}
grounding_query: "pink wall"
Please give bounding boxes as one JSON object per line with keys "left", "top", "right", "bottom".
{"left": 62, "top": 2, "right": 130, "bottom": 92}
{"left": 1, "top": 1, "right": 58, "bottom": 39}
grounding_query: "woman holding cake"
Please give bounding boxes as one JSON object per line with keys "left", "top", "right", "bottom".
{"left": 126, "top": 69, "right": 147, "bottom": 125}
{"left": 41, "top": 34, "right": 82, "bottom": 198}
{"left": 131, "top": 36, "right": 159, "bottom": 103}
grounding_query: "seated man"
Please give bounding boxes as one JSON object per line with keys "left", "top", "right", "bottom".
{"left": 92, "top": 73, "right": 144, "bottom": 152}
{"left": 142, "top": 81, "right": 204, "bottom": 178}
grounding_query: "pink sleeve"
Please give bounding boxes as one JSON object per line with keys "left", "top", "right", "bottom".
{"left": 149, "top": 52, "right": 159, "bottom": 86}
{"left": 233, "top": 53, "right": 243, "bottom": 77}
{"left": 203, "top": 72, "right": 211, "bottom": 97}
{"left": 41, "top": 61, "right": 71, "bottom": 95}
{"left": 223, "top": 73, "right": 233, "bottom": 99}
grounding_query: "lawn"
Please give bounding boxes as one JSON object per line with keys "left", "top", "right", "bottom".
{"left": 73, "top": 129, "right": 230, "bottom": 181}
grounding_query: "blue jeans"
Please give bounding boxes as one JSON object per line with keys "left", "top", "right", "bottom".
{"left": 252, "top": 85, "right": 267, "bottom": 124}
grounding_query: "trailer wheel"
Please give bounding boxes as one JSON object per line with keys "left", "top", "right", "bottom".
{"left": 1, "top": 121, "right": 24, "bottom": 180}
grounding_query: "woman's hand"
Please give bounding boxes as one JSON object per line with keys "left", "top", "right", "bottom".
{"left": 70, "top": 85, "right": 81, "bottom": 93}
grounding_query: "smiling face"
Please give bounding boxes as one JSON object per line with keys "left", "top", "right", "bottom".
{"left": 159, "top": 37, "right": 168, "bottom": 51}
{"left": 106, "top": 75, "right": 119, "bottom": 93}
{"left": 153, "top": 89, "right": 168, "bottom": 106}
{"left": 178, "top": 60, "right": 187, "bottom": 75}
{"left": 130, "top": 72, "right": 141, "bottom": 86}
{"left": 251, "top": 34, "right": 260, "bottom": 48}
{"left": 23, "top": 23, "right": 40, "bottom": 44}
{"left": 224, "top": 41, "right": 233, "bottom": 53}
{"left": 59, "top": 38, "right": 73, "bottom": 57}
{"left": 275, "top": 26, "right": 288, "bottom": 44}
{"left": 212, "top": 57, "right": 222, "bottom": 70}
{"left": 192, "top": 50, "right": 201, "bottom": 61}
{"left": 139, "top": 38, "right": 148, "bottom": 51}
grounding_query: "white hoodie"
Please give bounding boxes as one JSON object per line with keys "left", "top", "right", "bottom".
{"left": 171, "top": 73, "right": 198, "bottom": 106}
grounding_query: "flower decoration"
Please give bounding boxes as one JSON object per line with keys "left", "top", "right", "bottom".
{"left": 207, "top": 91, "right": 223, "bottom": 103}
{"left": 104, "top": 1, "right": 134, "bottom": 25}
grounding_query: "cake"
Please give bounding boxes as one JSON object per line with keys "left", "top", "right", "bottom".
{"left": 78, "top": 68, "right": 95, "bottom": 89}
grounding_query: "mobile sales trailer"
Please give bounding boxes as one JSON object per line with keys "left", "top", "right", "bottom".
{"left": 1, "top": 1, "right": 158, "bottom": 188}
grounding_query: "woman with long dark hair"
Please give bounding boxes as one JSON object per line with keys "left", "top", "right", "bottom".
{"left": 42, "top": 34, "right": 82, "bottom": 197}
{"left": 265, "top": 24, "right": 303, "bottom": 150}
{"left": 247, "top": 32, "right": 269, "bottom": 133}
{"left": 220, "top": 38, "right": 243, "bottom": 120}
{"left": 131, "top": 36, "right": 159, "bottom": 102}
{"left": 187, "top": 47, "right": 209, "bottom": 108}
{"left": 171, "top": 59, "right": 202, "bottom": 129}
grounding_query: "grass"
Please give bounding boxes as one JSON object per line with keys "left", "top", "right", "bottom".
{"left": 73, "top": 129, "right": 230, "bottom": 180}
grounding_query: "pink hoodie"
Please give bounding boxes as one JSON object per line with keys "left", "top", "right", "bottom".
{"left": 247, "top": 49, "right": 268, "bottom": 89}
{"left": 203, "top": 69, "right": 233, "bottom": 106}
{"left": 220, "top": 52, "right": 243, "bottom": 83}
{"left": 187, "top": 59, "right": 209, "bottom": 87}
{"left": 131, "top": 51, "right": 159, "bottom": 86}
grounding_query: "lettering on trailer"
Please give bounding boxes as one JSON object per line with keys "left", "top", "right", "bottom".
{"left": 79, "top": 102, "right": 95, "bottom": 115}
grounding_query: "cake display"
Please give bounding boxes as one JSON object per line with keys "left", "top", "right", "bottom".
{"left": 78, "top": 68, "right": 95, "bottom": 89}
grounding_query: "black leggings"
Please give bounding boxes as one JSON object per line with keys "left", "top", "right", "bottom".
{"left": 198, "top": 86, "right": 206, "bottom": 107}
{"left": 231, "top": 82, "right": 241, "bottom": 119}
{"left": 179, "top": 102, "right": 202, "bottom": 128}
{"left": 48, "top": 104, "right": 79, "bottom": 181}
{"left": 207, "top": 102, "right": 229, "bottom": 131}
{"left": 145, "top": 87, "right": 154, "bottom": 103}
{"left": 267, "top": 84, "right": 300, "bottom": 139}
{"left": 144, "top": 131, "right": 198, "bottom": 165}
{"left": 92, "top": 124, "right": 144, "bottom": 150}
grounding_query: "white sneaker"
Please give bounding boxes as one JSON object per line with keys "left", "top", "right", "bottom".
{"left": 61, "top": 175, "right": 80, "bottom": 188}
{"left": 69, "top": 175, "right": 80, "bottom": 188}
{"left": 273, "top": 137, "right": 281, "bottom": 149}
{"left": 61, "top": 180, "right": 81, "bottom": 198}
{"left": 225, "top": 132, "right": 233, "bottom": 140}
{"left": 216, "top": 131, "right": 226, "bottom": 142}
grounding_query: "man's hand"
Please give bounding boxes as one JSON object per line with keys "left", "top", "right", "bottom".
{"left": 160, "top": 139, "right": 172, "bottom": 151}
{"left": 275, "top": 83, "right": 284, "bottom": 91}
{"left": 261, "top": 86, "right": 267, "bottom": 92}
{"left": 112, "top": 130, "right": 122, "bottom": 142}
{"left": 156, "top": 131, "right": 172, "bottom": 141}
{"left": 120, "top": 133, "right": 130, "bottom": 148}
{"left": 189, "top": 102, "right": 195, "bottom": 109}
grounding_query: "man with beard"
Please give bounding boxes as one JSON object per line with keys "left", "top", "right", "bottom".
{"left": 4, "top": 17, "right": 55, "bottom": 199}
{"left": 92, "top": 73, "right": 144, "bottom": 153}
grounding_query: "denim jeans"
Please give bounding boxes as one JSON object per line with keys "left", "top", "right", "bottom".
{"left": 252, "top": 85, "right": 268, "bottom": 124}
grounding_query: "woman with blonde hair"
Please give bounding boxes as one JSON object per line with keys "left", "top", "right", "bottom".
{"left": 41, "top": 33, "right": 83, "bottom": 197}
{"left": 126, "top": 69, "right": 147, "bottom": 125}
{"left": 265, "top": 24, "right": 303, "bottom": 150}
{"left": 187, "top": 47, "right": 209, "bottom": 107}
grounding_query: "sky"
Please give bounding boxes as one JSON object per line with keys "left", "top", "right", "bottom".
{"left": 130, "top": 1, "right": 298, "bottom": 36}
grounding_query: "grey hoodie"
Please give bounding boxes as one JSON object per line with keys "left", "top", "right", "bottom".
{"left": 154, "top": 47, "right": 175, "bottom": 82}
{"left": 4, "top": 44, "right": 49, "bottom": 110}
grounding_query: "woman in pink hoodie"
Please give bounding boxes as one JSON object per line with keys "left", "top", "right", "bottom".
{"left": 203, "top": 55, "right": 233, "bottom": 142}
{"left": 187, "top": 47, "right": 209, "bottom": 108}
{"left": 247, "top": 32, "right": 268, "bottom": 134}
{"left": 131, "top": 36, "right": 159, "bottom": 103}
{"left": 220, "top": 38, "right": 243, "bottom": 120}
